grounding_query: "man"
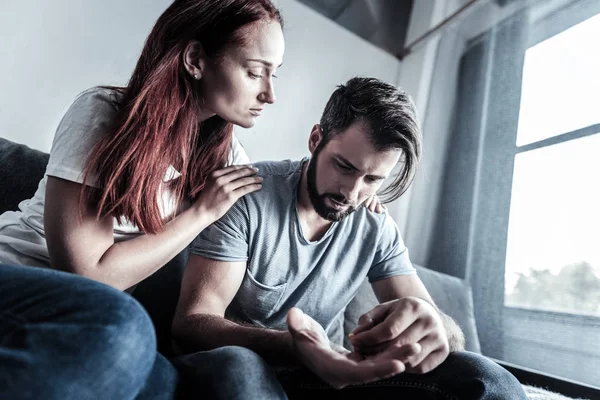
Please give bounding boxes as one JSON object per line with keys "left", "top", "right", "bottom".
{"left": 172, "top": 77, "right": 527, "bottom": 399}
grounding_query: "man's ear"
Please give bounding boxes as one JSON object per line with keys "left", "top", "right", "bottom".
{"left": 183, "top": 40, "right": 207, "bottom": 80}
{"left": 308, "top": 124, "right": 323, "bottom": 154}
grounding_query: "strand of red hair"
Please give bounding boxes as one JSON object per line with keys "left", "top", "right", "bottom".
{"left": 80, "top": 0, "right": 282, "bottom": 234}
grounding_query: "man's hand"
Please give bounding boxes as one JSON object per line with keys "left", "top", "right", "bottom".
{"left": 349, "top": 297, "right": 450, "bottom": 374}
{"left": 286, "top": 308, "right": 409, "bottom": 389}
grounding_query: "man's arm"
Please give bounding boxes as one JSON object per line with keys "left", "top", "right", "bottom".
{"left": 371, "top": 275, "right": 465, "bottom": 352}
{"left": 172, "top": 254, "right": 407, "bottom": 388}
{"left": 171, "top": 254, "right": 295, "bottom": 364}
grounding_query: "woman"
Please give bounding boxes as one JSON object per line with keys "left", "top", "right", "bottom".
{"left": 0, "top": 0, "right": 288, "bottom": 399}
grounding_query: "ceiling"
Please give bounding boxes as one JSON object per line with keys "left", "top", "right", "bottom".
{"left": 296, "top": 0, "right": 414, "bottom": 57}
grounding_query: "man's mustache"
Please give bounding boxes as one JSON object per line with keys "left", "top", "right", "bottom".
{"left": 325, "top": 194, "right": 356, "bottom": 207}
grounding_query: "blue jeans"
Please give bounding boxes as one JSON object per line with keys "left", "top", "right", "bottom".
{"left": 173, "top": 347, "right": 288, "bottom": 399}
{"left": 0, "top": 263, "right": 180, "bottom": 400}
{"left": 277, "top": 351, "right": 528, "bottom": 399}
{"left": 0, "top": 264, "right": 290, "bottom": 399}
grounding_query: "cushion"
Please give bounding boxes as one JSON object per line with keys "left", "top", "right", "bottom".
{"left": 344, "top": 264, "right": 482, "bottom": 353}
{"left": 0, "top": 137, "right": 49, "bottom": 213}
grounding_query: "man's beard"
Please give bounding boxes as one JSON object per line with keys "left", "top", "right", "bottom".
{"left": 306, "top": 152, "right": 358, "bottom": 222}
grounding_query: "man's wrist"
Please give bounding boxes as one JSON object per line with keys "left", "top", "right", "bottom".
{"left": 269, "top": 329, "right": 301, "bottom": 366}
{"left": 439, "top": 312, "right": 465, "bottom": 352}
{"left": 277, "top": 330, "right": 296, "bottom": 357}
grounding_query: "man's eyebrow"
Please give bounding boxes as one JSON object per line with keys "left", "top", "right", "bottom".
{"left": 247, "top": 58, "right": 283, "bottom": 68}
{"left": 336, "top": 155, "right": 386, "bottom": 180}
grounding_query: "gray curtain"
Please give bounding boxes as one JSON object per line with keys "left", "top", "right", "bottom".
{"left": 427, "top": 10, "right": 529, "bottom": 359}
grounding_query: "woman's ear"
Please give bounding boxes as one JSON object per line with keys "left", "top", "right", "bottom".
{"left": 308, "top": 124, "right": 323, "bottom": 154}
{"left": 183, "top": 40, "right": 207, "bottom": 80}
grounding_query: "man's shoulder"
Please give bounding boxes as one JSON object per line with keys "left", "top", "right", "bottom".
{"left": 350, "top": 205, "right": 389, "bottom": 224}
{"left": 236, "top": 160, "right": 302, "bottom": 213}
{"left": 253, "top": 159, "right": 303, "bottom": 179}
{"left": 346, "top": 206, "right": 399, "bottom": 237}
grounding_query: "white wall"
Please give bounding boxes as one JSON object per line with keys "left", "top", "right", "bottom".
{"left": 389, "top": 0, "right": 450, "bottom": 238}
{"left": 0, "top": 0, "right": 402, "bottom": 161}
{"left": 0, "top": 0, "right": 172, "bottom": 152}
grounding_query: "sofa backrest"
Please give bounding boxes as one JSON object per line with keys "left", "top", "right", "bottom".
{"left": 0, "top": 137, "right": 49, "bottom": 214}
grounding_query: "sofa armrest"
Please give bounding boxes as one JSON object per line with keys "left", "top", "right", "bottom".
{"left": 343, "top": 264, "right": 481, "bottom": 353}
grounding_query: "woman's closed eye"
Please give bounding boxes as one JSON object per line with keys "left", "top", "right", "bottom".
{"left": 248, "top": 71, "right": 263, "bottom": 79}
{"left": 249, "top": 70, "right": 277, "bottom": 80}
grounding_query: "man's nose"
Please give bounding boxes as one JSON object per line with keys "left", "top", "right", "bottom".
{"left": 340, "top": 178, "right": 361, "bottom": 203}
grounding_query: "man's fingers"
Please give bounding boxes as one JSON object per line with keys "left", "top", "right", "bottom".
{"left": 287, "top": 307, "right": 310, "bottom": 334}
{"left": 404, "top": 337, "right": 435, "bottom": 368}
{"left": 351, "top": 304, "right": 392, "bottom": 335}
{"left": 404, "top": 336, "right": 449, "bottom": 372}
{"left": 350, "top": 317, "right": 375, "bottom": 336}
{"left": 370, "top": 342, "right": 422, "bottom": 364}
{"left": 351, "top": 312, "right": 416, "bottom": 347}
{"left": 287, "top": 308, "right": 326, "bottom": 345}
{"left": 352, "top": 338, "right": 390, "bottom": 355}
{"left": 345, "top": 358, "right": 405, "bottom": 387}
{"left": 405, "top": 347, "right": 448, "bottom": 374}
{"left": 355, "top": 320, "right": 428, "bottom": 355}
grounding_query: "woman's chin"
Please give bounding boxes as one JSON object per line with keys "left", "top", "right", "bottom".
{"left": 234, "top": 117, "right": 256, "bottom": 129}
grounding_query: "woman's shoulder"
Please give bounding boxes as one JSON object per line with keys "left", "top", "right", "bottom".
{"left": 71, "top": 86, "right": 123, "bottom": 113}
{"left": 46, "top": 86, "right": 126, "bottom": 181}
{"left": 53, "top": 86, "right": 124, "bottom": 139}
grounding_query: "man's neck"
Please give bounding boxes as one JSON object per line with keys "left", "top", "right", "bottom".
{"left": 296, "top": 161, "right": 334, "bottom": 242}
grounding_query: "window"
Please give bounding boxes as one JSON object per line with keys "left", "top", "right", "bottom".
{"left": 505, "top": 11, "right": 600, "bottom": 317}
{"left": 502, "top": 8, "right": 600, "bottom": 386}
{"left": 426, "top": 0, "right": 600, "bottom": 387}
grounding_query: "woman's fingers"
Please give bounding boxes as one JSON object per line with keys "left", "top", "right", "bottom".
{"left": 227, "top": 176, "right": 263, "bottom": 191}
{"left": 213, "top": 165, "right": 258, "bottom": 183}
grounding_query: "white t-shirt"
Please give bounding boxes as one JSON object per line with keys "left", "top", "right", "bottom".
{"left": 0, "top": 87, "right": 250, "bottom": 268}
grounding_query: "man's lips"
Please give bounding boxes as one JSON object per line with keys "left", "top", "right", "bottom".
{"left": 328, "top": 197, "right": 349, "bottom": 209}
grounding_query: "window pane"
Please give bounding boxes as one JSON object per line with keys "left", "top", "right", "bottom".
{"left": 505, "top": 134, "right": 600, "bottom": 316}
{"left": 516, "top": 13, "right": 600, "bottom": 146}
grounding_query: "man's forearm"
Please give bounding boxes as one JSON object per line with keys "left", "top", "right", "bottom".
{"left": 172, "top": 314, "right": 296, "bottom": 364}
{"left": 438, "top": 312, "right": 465, "bottom": 352}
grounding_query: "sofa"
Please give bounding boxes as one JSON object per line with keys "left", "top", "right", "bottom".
{"left": 0, "top": 137, "right": 593, "bottom": 400}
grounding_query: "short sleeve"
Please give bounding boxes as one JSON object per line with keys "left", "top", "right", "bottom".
{"left": 190, "top": 198, "right": 250, "bottom": 262}
{"left": 46, "top": 88, "right": 120, "bottom": 187}
{"left": 227, "top": 133, "right": 250, "bottom": 166}
{"left": 367, "top": 213, "right": 416, "bottom": 282}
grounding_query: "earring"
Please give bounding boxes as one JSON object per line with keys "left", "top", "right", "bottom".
{"left": 194, "top": 73, "right": 200, "bottom": 80}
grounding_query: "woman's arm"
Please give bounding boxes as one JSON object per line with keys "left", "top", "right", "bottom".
{"left": 44, "top": 164, "right": 261, "bottom": 291}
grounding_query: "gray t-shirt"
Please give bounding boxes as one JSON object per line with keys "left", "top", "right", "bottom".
{"left": 190, "top": 159, "right": 415, "bottom": 339}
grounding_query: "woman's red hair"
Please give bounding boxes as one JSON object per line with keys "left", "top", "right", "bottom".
{"left": 81, "top": 0, "right": 283, "bottom": 233}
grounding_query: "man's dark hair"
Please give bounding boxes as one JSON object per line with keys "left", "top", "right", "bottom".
{"left": 319, "top": 77, "right": 422, "bottom": 202}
